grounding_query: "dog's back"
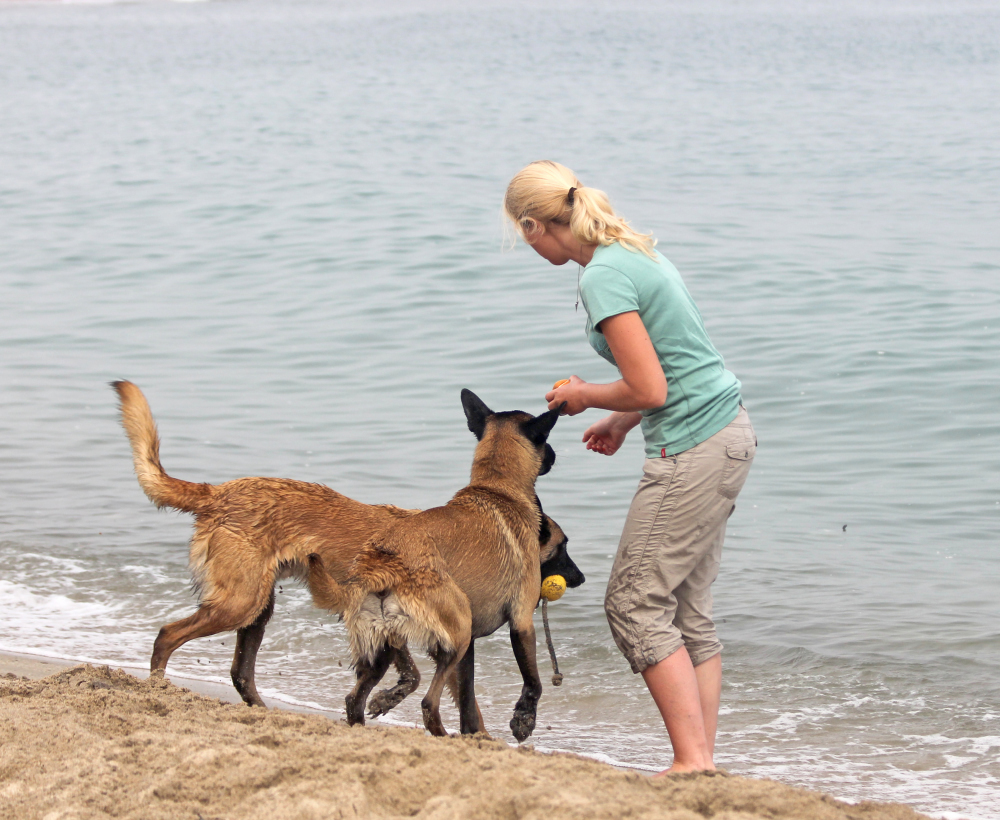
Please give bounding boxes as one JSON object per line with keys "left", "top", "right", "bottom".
{"left": 198, "top": 476, "right": 417, "bottom": 584}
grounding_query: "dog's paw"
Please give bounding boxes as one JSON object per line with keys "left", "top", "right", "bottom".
{"left": 421, "top": 702, "right": 448, "bottom": 737}
{"left": 510, "top": 709, "right": 536, "bottom": 742}
{"left": 367, "top": 686, "right": 408, "bottom": 719}
{"left": 344, "top": 693, "right": 366, "bottom": 727}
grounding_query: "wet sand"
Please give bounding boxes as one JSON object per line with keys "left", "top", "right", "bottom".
{"left": 0, "top": 655, "right": 933, "bottom": 820}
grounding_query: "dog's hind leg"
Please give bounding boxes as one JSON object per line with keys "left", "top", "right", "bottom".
{"left": 152, "top": 527, "right": 273, "bottom": 681}
{"left": 455, "top": 639, "right": 484, "bottom": 735}
{"left": 345, "top": 643, "right": 392, "bottom": 727}
{"left": 508, "top": 623, "right": 543, "bottom": 742}
{"left": 421, "top": 641, "right": 467, "bottom": 737}
{"left": 417, "top": 583, "right": 472, "bottom": 737}
{"left": 151, "top": 606, "right": 240, "bottom": 674}
{"left": 230, "top": 590, "right": 275, "bottom": 707}
{"left": 444, "top": 663, "right": 491, "bottom": 739}
{"left": 367, "top": 644, "right": 421, "bottom": 719}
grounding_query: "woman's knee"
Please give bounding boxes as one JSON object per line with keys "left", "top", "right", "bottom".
{"left": 684, "top": 637, "right": 723, "bottom": 668}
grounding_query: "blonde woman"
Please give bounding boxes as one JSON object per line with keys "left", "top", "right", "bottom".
{"left": 504, "top": 160, "right": 756, "bottom": 774}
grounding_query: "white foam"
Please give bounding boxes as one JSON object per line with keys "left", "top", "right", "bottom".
{"left": 934, "top": 814, "right": 998, "bottom": 820}
{"left": 969, "top": 736, "right": 1000, "bottom": 755}
{"left": 255, "top": 687, "right": 338, "bottom": 715}
{"left": 532, "top": 744, "right": 659, "bottom": 773}
{"left": 0, "top": 579, "right": 122, "bottom": 629}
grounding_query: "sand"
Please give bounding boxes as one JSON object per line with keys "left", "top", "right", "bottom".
{"left": 0, "top": 658, "right": 935, "bottom": 820}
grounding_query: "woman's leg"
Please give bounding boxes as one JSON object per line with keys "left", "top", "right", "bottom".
{"left": 606, "top": 409, "right": 754, "bottom": 774}
{"left": 694, "top": 652, "right": 721, "bottom": 756}
{"left": 673, "top": 516, "right": 728, "bottom": 758}
{"left": 604, "top": 455, "right": 722, "bottom": 774}
{"left": 642, "top": 646, "right": 715, "bottom": 773}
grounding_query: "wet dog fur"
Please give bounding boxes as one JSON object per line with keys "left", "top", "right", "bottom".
{"left": 111, "top": 380, "right": 583, "bottom": 721}
{"left": 305, "top": 389, "right": 568, "bottom": 741}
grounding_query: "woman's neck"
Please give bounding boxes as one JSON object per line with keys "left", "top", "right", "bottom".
{"left": 547, "top": 222, "right": 597, "bottom": 266}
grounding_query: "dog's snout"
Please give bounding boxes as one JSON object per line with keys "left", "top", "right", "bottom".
{"left": 539, "top": 540, "right": 586, "bottom": 589}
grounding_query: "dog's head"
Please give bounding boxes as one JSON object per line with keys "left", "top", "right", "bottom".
{"left": 538, "top": 513, "right": 585, "bottom": 589}
{"left": 461, "top": 388, "right": 563, "bottom": 477}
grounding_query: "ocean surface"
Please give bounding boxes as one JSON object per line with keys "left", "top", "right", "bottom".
{"left": 1, "top": 0, "right": 998, "bottom": 816}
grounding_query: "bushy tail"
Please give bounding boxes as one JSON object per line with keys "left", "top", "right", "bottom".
{"left": 306, "top": 547, "right": 409, "bottom": 619}
{"left": 309, "top": 544, "right": 468, "bottom": 664}
{"left": 111, "top": 380, "right": 214, "bottom": 514}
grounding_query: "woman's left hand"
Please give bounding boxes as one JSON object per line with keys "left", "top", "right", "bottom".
{"left": 545, "top": 375, "right": 590, "bottom": 416}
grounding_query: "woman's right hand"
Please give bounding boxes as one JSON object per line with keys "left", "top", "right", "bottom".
{"left": 582, "top": 412, "right": 639, "bottom": 456}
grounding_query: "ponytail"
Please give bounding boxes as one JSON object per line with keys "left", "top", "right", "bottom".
{"left": 503, "top": 160, "right": 656, "bottom": 259}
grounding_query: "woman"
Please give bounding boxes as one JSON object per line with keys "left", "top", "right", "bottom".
{"left": 504, "top": 160, "right": 755, "bottom": 774}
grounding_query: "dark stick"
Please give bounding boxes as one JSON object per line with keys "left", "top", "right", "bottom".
{"left": 541, "top": 599, "right": 563, "bottom": 686}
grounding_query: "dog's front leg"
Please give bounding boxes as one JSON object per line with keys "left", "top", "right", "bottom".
{"left": 509, "top": 623, "right": 542, "bottom": 742}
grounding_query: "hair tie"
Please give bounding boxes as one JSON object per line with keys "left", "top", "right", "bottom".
{"left": 567, "top": 187, "right": 577, "bottom": 207}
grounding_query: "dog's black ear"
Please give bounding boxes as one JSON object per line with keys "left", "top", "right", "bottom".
{"left": 537, "top": 506, "right": 552, "bottom": 546}
{"left": 521, "top": 404, "right": 562, "bottom": 447}
{"left": 461, "top": 389, "right": 493, "bottom": 441}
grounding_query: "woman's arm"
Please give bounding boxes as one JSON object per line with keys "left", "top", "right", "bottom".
{"left": 545, "top": 311, "right": 667, "bottom": 416}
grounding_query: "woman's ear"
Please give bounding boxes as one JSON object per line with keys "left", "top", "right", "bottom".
{"left": 521, "top": 217, "right": 543, "bottom": 243}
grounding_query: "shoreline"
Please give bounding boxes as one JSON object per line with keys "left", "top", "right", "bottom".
{"left": 0, "top": 648, "right": 645, "bottom": 770}
{"left": 0, "top": 647, "right": 333, "bottom": 715}
{"left": 0, "top": 652, "right": 939, "bottom": 820}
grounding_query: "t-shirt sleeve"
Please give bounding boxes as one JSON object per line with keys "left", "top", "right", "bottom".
{"left": 580, "top": 267, "right": 640, "bottom": 331}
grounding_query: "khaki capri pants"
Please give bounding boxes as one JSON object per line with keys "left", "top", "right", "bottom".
{"left": 604, "top": 407, "right": 756, "bottom": 673}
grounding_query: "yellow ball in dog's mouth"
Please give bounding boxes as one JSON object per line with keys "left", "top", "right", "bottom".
{"left": 541, "top": 575, "right": 567, "bottom": 601}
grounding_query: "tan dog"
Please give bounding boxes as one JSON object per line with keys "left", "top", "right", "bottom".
{"left": 112, "top": 381, "right": 581, "bottom": 721}
{"left": 305, "top": 389, "right": 563, "bottom": 741}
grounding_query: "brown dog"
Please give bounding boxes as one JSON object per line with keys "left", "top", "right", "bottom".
{"left": 305, "top": 389, "right": 563, "bottom": 741}
{"left": 112, "top": 381, "right": 582, "bottom": 719}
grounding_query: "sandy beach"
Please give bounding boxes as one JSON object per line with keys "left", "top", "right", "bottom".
{"left": 0, "top": 655, "right": 933, "bottom": 820}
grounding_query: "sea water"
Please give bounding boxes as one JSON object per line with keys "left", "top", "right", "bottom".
{"left": 1, "top": 1, "right": 998, "bottom": 817}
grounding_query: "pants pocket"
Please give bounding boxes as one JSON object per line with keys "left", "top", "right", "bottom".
{"left": 717, "top": 440, "right": 755, "bottom": 499}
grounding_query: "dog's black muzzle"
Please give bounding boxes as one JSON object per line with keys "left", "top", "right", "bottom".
{"left": 540, "top": 538, "right": 585, "bottom": 588}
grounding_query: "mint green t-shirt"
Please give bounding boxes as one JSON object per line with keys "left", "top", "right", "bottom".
{"left": 579, "top": 242, "right": 742, "bottom": 458}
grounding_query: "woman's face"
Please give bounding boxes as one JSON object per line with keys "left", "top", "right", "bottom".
{"left": 526, "top": 222, "right": 574, "bottom": 266}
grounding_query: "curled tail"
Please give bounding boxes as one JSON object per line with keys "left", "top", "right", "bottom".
{"left": 111, "top": 380, "right": 214, "bottom": 514}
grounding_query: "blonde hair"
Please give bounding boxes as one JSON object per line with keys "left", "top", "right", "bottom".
{"left": 503, "top": 160, "right": 656, "bottom": 259}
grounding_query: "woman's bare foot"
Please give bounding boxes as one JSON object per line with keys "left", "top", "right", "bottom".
{"left": 653, "top": 760, "right": 716, "bottom": 777}
{"left": 641, "top": 649, "right": 718, "bottom": 778}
